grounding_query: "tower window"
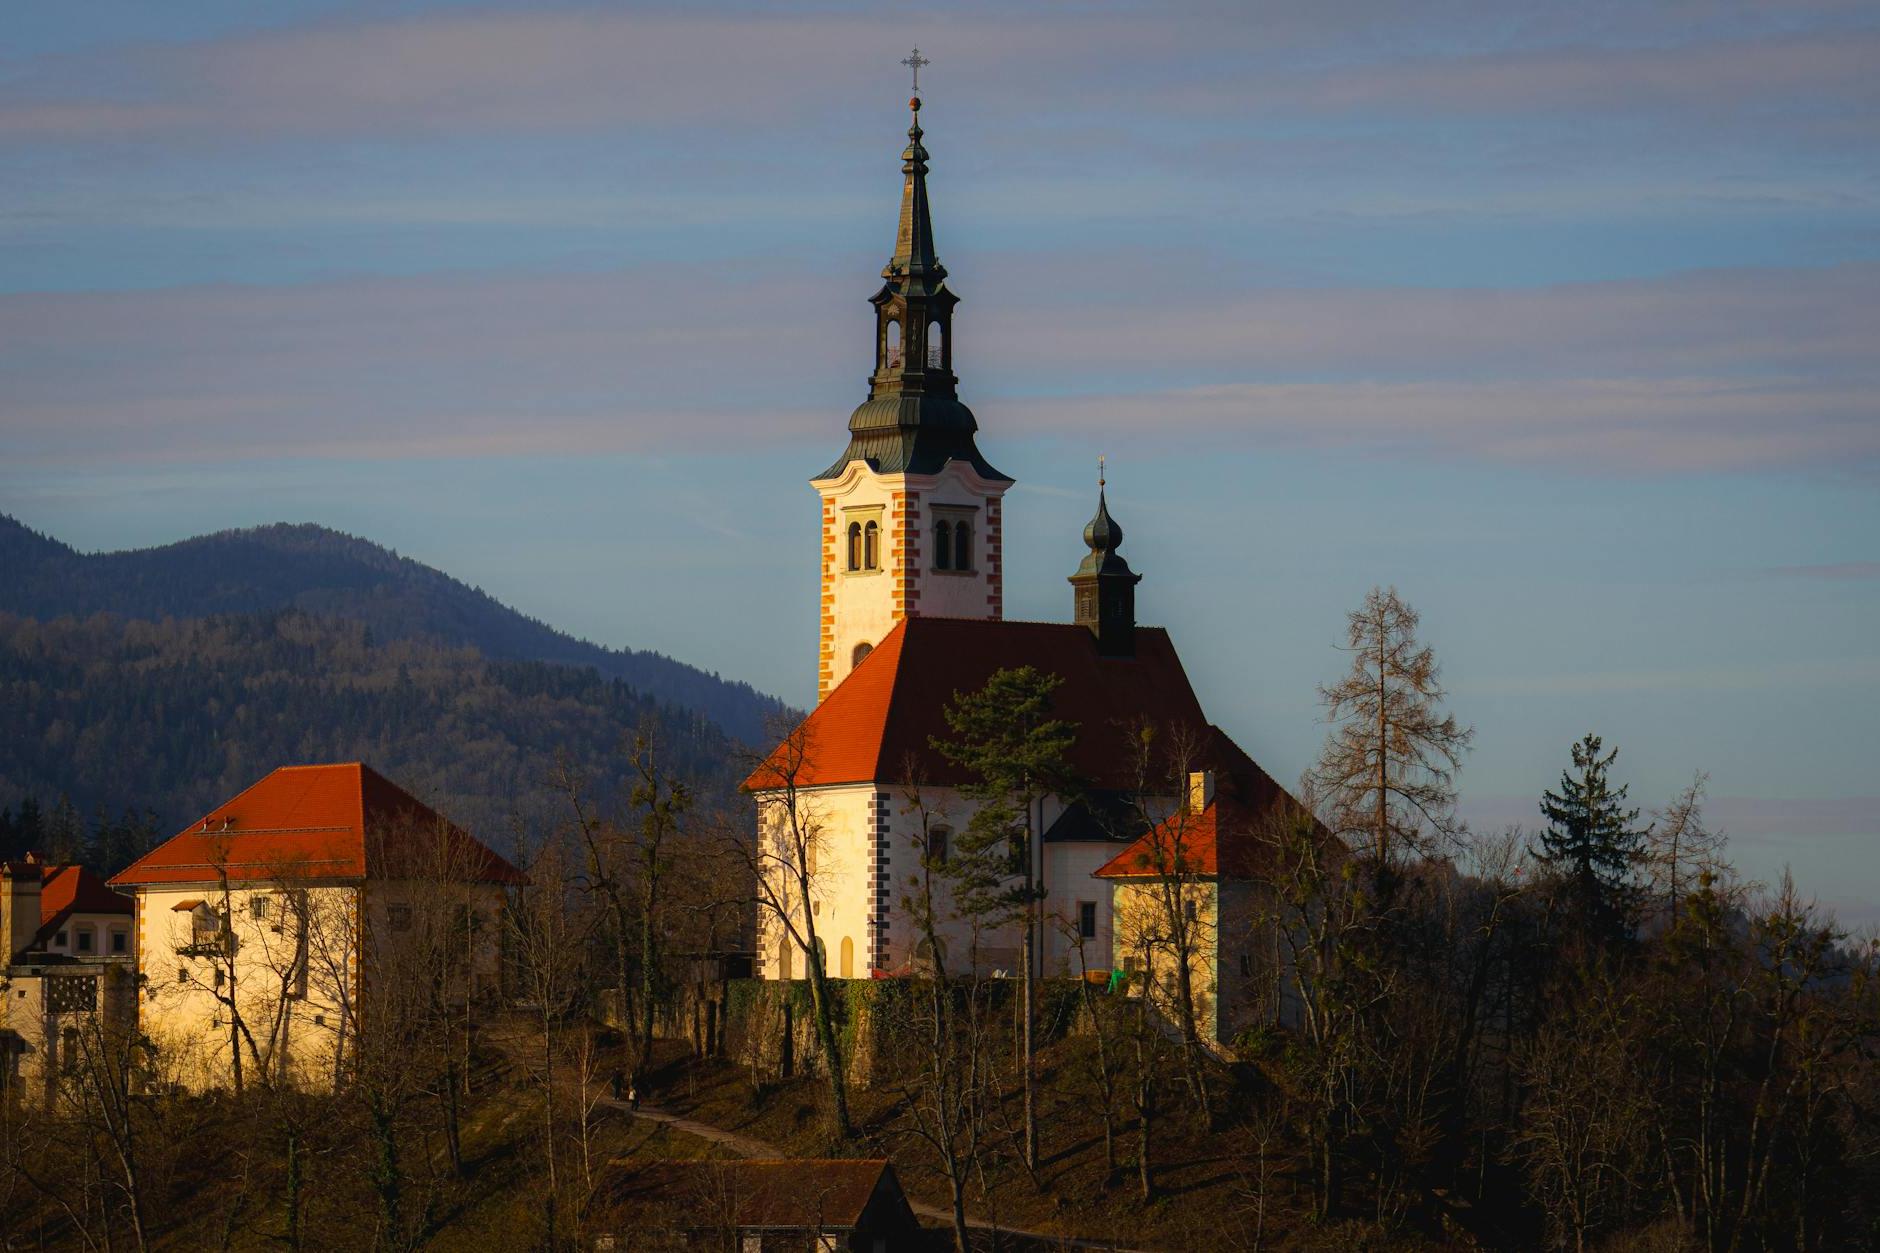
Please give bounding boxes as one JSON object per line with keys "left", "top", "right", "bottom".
{"left": 852, "top": 642, "right": 873, "bottom": 668}
{"left": 933, "top": 518, "right": 952, "bottom": 570}
{"left": 954, "top": 520, "right": 972, "bottom": 570}
{"left": 863, "top": 520, "right": 879, "bottom": 570}
{"left": 927, "top": 319, "right": 945, "bottom": 368}
{"left": 847, "top": 522, "right": 863, "bottom": 571}
{"left": 884, "top": 318, "right": 902, "bottom": 369}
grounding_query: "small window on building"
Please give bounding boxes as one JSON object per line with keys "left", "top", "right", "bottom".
{"left": 926, "top": 825, "right": 950, "bottom": 865}
{"left": 250, "top": 896, "right": 269, "bottom": 921}
{"left": 1078, "top": 901, "right": 1098, "bottom": 940}
{"left": 387, "top": 905, "right": 413, "bottom": 932}
{"left": 863, "top": 520, "right": 879, "bottom": 570}
{"left": 954, "top": 520, "right": 972, "bottom": 570}
{"left": 884, "top": 317, "right": 902, "bottom": 368}
{"left": 76, "top": 928, "right": 94, "bottom": 953}
{"left": 852, "top": 642, "right": 873, "bottom": 669}
{"left": 177, "top": 966, "right": 188, "bottom": 984}
{"left": 212, "top": 967, "right": 225, "bottom": 989}
{"left": 1184, "top": 898, "right": 1198, "bottom": 922}
{"left": 934, "top": 518, "right": 952, "bottom": 570}
{"left": 847, "top": 521, "right": 863, "bottom": 571}
{"left": 927, "top": 319, "right": 945, "bottom": 368}
{"left": 111, "top": 930, "right": 128, "bottom": 954}
{"left": 53, "top": 931, "right": 67, "bottom": 948}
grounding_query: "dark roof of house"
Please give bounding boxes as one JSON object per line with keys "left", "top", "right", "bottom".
{"left": 1095, "top": 728, "right": 1319, "bottom": 880}
{"left": 584, "top": 1158, "right": 917, "bottom": 1232}
{"left": 111, "top": 763, "right": 527, "bottom": 888}
{"left": 1041, "top": 791, "right": 1149, "bottom": 845}
{"left": 34, "top": 863, "right": 133, "bottom": 948}
{"left": 745, "top": 616, "right": 1210, "bottom": 793}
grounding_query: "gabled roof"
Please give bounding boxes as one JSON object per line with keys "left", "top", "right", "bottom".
{"left": 1094, "top": 728, "right": 1316, "bottom": 881}
{"left": 744, "top": 616, "right": 1210, "bottom": 793}
{"left": 110, "top": 763, "right": 527, "bottom": 888}
{"left": 34, "top": 863, "right": 134, "bottom": 948}
{"left": 38, "top": 864, "right": 133, "bottom": 919}
{"left": 584, "top": 1158, "right": 915, "bottom": 1231}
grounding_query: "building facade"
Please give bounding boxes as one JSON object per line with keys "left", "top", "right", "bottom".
{"left": 747, "top": 96, "right": 1314, "bottom": 995}
{"left": 0, "top": 859, "right": 138, "bottom": 1103}
{"left": 110, "top": 763, "right": 525, "bottom": 1091}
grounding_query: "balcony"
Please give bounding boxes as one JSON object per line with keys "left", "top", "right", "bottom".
{"left": 178, "top": 927, "right": 234, "bottom": 959}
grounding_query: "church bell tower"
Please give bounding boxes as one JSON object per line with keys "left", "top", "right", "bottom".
{"left": 812, "top": 96, "right": 1012, "bottom": 700}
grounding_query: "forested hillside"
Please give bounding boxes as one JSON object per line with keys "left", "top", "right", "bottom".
{"left": 0, "top": 609, "right": 752, "bottom": 860}
{"left": 0, "top": 514, "right": 789, "bottom": 745}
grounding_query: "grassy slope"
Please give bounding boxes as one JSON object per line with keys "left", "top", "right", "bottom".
{"left": 634, "top": 1036, "right": 1449, "bottom": 1251}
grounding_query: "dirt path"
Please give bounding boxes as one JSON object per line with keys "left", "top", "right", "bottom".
{"left": 602, "top": 1095, "right": 1148, "bottom": 1251}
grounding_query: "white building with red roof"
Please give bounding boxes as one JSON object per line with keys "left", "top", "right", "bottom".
{"left": 1, "top": 858, "right": 138, "bottom": 1101}
{"left": 110, "top": 762, "right": 525, "bottom": 1091}
{"left": 746, "top": 99, "right": 1313, "bottom": 1004}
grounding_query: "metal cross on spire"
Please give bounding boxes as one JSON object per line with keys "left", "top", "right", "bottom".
{"left": 1099, "top": 453, "right": 1107, "bottom": 489}
{"left": 901, "top": 48, "right": 931, "bottom": 94}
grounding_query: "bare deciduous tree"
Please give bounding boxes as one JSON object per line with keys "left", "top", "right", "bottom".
{"left": 1312, "top": 586, "right": 1472, "bottom": 873}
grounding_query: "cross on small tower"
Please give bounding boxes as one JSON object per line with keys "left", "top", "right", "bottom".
{"left": 901, "top": 48, "right": 930, "bottom": 93}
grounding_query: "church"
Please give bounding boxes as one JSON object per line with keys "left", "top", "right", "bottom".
{"left": 745, "top": 94, "right": 1310, "bottom": 1036}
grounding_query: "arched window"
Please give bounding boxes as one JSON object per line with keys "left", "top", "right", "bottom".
{"left": 852, "top": 641, "right": 873, "bottom": 668}
{"left": 839, "top": 937, "right": 854, "bottom": 979}
{"left": 933, "top": 518, "right": 951, "bottom": 570}
{"left": 927, "top": 319, "right": 945, "bottom": 368}
{"left": 846, "top": 521, "right": 862, "bottom": 572}
{"left": 927, "top": 824, "right": 951, "bottom": 865}
{"left": 863, "top": 520, "right": 879, "bottom": 570}
{"left": 777, "top": 937, "right": 793, "bottom": 981}
{"left": 884, "top": 319, "right": 902, "bottom": 368}
{"left": 954, "top": 520, "right": 972, "bottom": 570}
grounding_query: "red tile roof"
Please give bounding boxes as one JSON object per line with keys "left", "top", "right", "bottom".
{"left": 1094, "top": 728, "right": 1316, "bottom": 880}
{"left": 110, "top": 763, "right": 527, "bottom": 888}
{"left": 745, "top": 617, "right": 1210, "bottom": 792}
{"left": 30, "top": 863, "right": 134, "bottom": 949}
{"left": 38, "top": 864, "right": 133, "bottom": 920}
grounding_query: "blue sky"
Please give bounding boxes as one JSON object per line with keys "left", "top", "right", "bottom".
{"left": 3, "top": 2, "right": 1876, "bottom": 921}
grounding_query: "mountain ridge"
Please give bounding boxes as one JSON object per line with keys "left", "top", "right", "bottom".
{"left": 0, "top": 513, "right": 791, "bottom": 745}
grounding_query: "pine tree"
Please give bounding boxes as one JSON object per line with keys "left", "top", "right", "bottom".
{"left": 1537, "top": 734, "right": 1648, "bottom": 943}
{"left": 935, "top": 666, "right": 1081, "bottom": 1171}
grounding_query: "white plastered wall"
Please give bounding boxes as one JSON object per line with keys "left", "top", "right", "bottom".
{"left": 759, "top": 783, "right": 1138, "bottom": 980}
{"left": 135, "top": 881, "right": 360, "bottom": 1091}
{"left": 813, "top": 461, "right": 1010, "bottom": 699}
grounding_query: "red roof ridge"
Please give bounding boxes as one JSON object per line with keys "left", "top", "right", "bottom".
{"left": 110, "top": 762, "right": 527, "bottom": 888}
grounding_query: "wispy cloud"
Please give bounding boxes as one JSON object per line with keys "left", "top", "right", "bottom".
{"left": 1, "top": 6, "right": 1874, "bottom": 145}
{"left": 2, "top": 260, "right": 1872, "bottom": 474}
{"left": 1762, "top": 562, "right": 1880, "bottom": 581}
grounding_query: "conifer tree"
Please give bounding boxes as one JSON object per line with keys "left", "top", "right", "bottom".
{"left": 1537, "top": 734, "right": 1647, "bottom": 942}
{"left": 936, "top": 666, "right": 1080, "bottom": 1170}
{"left": 1312, "top": 586, "right": 1472, "bottom": 871}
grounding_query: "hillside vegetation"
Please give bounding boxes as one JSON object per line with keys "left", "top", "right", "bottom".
{"left": 0, "top": 609, "right": 750, "bottom": 853}
{"left": 0, "top": 514, "right": 789, "bottom": 745}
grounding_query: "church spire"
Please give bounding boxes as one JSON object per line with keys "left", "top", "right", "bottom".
{"left": 816, "top": 91, "right": 1008, "bottom": 483}
{"left": 892, "top": 98, "right": 942, "bottom": 282}
{"left": 1070, "top": 464, "right": 1142, "bottom": 657}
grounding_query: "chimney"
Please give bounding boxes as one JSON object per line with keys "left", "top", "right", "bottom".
{"left": 1186, "top": 770, "right": 1215, "bottom": 816}
{"left": 1, "top": 862, "right": 43, "bottom": 963}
